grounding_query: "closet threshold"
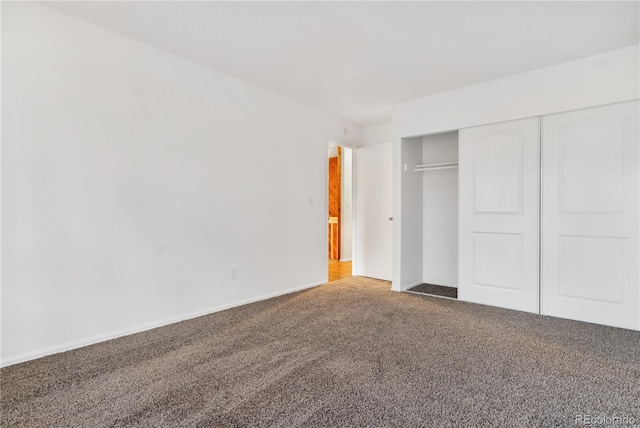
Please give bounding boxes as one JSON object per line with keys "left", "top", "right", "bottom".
{"left": 407, "top": 283, "right": 458, "bottom": 300}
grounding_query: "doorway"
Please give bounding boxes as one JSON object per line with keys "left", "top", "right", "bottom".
{"left": 328, "top": 143, "right": 353, "bottom": 282}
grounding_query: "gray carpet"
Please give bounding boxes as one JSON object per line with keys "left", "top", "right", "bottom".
{"left": 2, "top": 276, "right": 639, "bottom": 427}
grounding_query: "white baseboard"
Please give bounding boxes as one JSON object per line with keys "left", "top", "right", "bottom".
{"left": 1, "top": 280, "right": 324, "bottom": 367}
{"left": 338, "top": 258, "right": 352, "bottom": 262}
{"left": 401, "top": 280, "right": 423, "bottom": 292}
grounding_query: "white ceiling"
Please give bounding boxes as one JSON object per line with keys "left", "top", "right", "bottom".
{"left": 46, "top": 1, "right": 639, "bottom": 126}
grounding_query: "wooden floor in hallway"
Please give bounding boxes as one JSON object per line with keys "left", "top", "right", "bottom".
{"left": 328, "top": 260, "right": 352, "bottom": 282}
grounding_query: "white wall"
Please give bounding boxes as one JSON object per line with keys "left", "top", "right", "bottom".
{"left": 1, "top": 2, "right": 361, "bottom": 365}
{"left": 362, "top": 122, "right": 392, "bottom": 147}
{"left": 340, "top": 147, "right": 353, "bottom": 261}
{"left": 422, "top": 132, "right": 458, "bottom": 287}
{"left": 392, "top": 45, "right": 640, "bottom": 291}
{"left": 394, "top": 45, "right": 639, "bottom": 138}
{"left": 398, "top": 138, "right": 423, "bottom": 289}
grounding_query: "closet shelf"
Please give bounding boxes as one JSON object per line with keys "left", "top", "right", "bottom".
{"left": 414, "top": 162, "right": 458, "bottom": 172}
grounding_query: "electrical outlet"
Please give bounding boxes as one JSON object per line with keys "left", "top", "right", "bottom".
{"left": 230, "top": 267, "right": 238, "bottom": 280}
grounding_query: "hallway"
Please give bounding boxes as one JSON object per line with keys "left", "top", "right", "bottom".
{"left": 328, "top": 261, "right": 352, "bottom": 282}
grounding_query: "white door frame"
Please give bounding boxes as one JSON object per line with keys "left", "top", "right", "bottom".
{"left": 326, "top": 137, "right": 358, "bottom": 279}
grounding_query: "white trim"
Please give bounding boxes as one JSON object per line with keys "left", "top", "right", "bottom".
{"left": 401, "top": 280, "right": 423, "bottom": 292}
{"left": 351, "top": 147, "right": 358, "bottom": 275}
{"left": 338, "top": 258, "right": 352, "bottom": 262}
{"left": 327, "top": 139, "right": 357, "bottom": 277}
{"left": 1, "top": 280, "right": 324, "bottom": 367}
{"left": 392, "top": 280, "right": 422, "bottom": 292}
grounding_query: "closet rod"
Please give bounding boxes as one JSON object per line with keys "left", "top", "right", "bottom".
{"left": 415, "top": 165, "right": 458, "bottom": 171}
{"left": 414, "top": 161, "right": 458, "bottom": 172}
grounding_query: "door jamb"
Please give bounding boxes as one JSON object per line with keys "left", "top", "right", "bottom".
{"left": 326, "top": 138, "right": 357, "bottom": 279}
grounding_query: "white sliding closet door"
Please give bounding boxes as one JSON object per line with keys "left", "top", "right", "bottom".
{"left": 541, "top": 101, "right": 639, "bottom": 330}
{"left": 459, "top": 118, "right": 540, "bottom": 313}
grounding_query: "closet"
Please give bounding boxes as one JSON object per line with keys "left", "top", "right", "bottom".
{"left": 399, "top": 100, "right": 640, "bottom": 330}
{"left": 401, "top": 131, "right": 459, "bottom": 298}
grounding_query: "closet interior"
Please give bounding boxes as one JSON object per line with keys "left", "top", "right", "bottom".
{"left": 401, "top": 131, "right": 459, "bottom": 299}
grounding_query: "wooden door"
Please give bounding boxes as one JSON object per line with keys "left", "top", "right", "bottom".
{"left": 459, "top": 117, "right": 540, "bottom": 313}
{"left": 541, "top": 101, "right": 639, "bottom": 330}
{"left": 328, "top": 147, "right": 341, "bottom": 260}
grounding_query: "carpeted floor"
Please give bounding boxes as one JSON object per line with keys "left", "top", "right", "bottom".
{"left": 2, "top": 276, "right": 639, "bottom": 427}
